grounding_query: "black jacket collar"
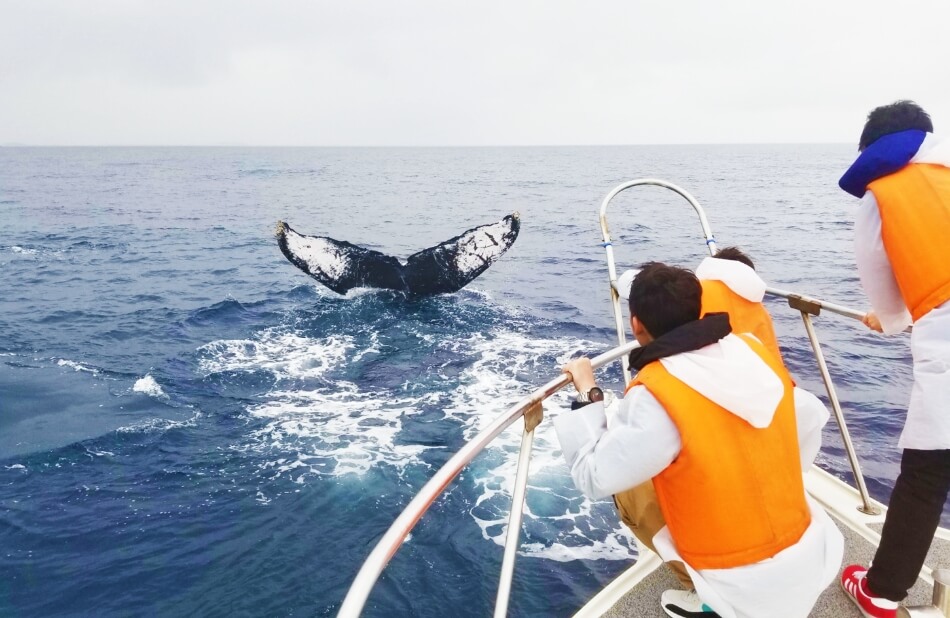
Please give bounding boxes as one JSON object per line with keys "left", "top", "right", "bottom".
{"left": 628, "top": 313, "right": 732, "bottom": 372}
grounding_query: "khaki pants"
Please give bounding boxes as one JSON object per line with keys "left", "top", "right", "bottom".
{"left": 614, "top": 480, "right": 693, "bottom": 588}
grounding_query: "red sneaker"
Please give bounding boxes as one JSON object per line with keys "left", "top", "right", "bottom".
{"left": 840, "top": 564, "right": 899, "bottom": 618}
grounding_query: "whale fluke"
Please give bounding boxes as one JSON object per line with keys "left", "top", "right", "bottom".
{"left": 276, "top": 213, "right": 520, "bottom": 296}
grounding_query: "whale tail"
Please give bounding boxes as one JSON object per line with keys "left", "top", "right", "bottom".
{"left": 276, "top": 213, "right": 520, "bottom": 296}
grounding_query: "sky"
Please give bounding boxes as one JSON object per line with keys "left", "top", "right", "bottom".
{"left": 2, "top": 0, "right": 949, "bottom": 146}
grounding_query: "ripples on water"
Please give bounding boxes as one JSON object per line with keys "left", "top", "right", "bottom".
{"left": 0, "top": 146, "right": 926, "bottom": 616}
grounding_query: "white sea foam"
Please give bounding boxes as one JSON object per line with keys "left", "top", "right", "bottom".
{"left": 10, "top": 246, "right": 37, "bottom": 255}
{"left": 201, "top": 329, "right": 429, "bottom": 481}
{"left": 246, "top": 384, "right": 432, "bottom": 478}
{"left": 133, "top": 374, "right": 167, "bottom": 399}
{"left": 5, "top": 464, "right": 27, "bottom": 470}
{"left": 116, "top": 412, "right": 200, "bottom": 434}
{"left": 208, "top": 321, "right": 634, "bottom": 561}
{"left": 57, "top": 359, "right": 99, "bottom": 375}
{"left": 198, "top": 329, "right": 351, "bottom": 380}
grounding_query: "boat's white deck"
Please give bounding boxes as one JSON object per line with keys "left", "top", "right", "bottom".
{"left": 592, "top": 468, "right": 950, "bottom": 617}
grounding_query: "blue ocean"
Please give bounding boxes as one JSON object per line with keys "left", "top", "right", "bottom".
{"left": 0, "top": 146, "right": 922, "bottom": 616}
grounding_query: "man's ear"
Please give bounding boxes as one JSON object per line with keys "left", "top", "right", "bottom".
{"left": 631, "top": 315, "right": 645, "bottom": 338}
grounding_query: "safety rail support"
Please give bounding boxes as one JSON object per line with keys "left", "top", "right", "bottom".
{"left": 799, "top": 311, "right": 880, "bottom": 515}
{"left": 494, "top": 413, "right": 537, "bottom": 618}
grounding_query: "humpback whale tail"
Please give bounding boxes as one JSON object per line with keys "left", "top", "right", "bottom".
{"left": 276, "top": 213, "right": 520, "bottom": 296}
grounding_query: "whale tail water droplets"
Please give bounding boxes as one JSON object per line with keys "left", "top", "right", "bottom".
{"left": 276, "top": 213, "right": 520, "bottom": 297}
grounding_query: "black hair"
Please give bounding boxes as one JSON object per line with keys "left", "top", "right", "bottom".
{"left": 859, "top": 100, "right": 933, "bottom": 151}
{"left": 627, "top": 262, "right": 702, "bottom": 338}
{"left": 714, "top": 246, "right": 755, "bottom": 270}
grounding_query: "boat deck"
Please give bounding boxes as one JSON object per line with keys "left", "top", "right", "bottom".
{"left": 595, "top": 470, "right": 950, "bottom": 617}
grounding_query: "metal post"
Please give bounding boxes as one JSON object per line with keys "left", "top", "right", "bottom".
{"left": 799, "top": 311, "right": 879, "bottom": 515}
{"left": 494, "top": 426, "right": 536, "bottom": 618}
{"left": 934, "top": 568, "right": 950, "bottom": 616}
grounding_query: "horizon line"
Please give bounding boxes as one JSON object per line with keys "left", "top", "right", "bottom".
{"left": 0, "top": 141, "right": 851, "bottom": 148}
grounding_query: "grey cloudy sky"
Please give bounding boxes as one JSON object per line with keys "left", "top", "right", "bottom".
{"left": 2, "top": 1, "right": 949, "bottom": 146}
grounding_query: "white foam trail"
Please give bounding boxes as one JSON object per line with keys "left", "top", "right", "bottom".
{"left": 57, "top": 359, "right": 99, "bottom": 375}
{"left": 116, "top": 413, "right": 199, "bottom": 434}
{"left": 246, "top": 385, "right": 432, "bottom": 478}
{"left": 201, "top": 329, "right": 431, "bottom": 481}
{"left": 198, "top": 329, "right": 351, "bottom": 380}
{"left": 202, "top": 322, "right": 637, "bottom": 561}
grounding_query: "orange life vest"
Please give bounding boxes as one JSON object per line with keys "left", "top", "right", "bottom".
{"left": 627, "top": 334, "right": 810, "bottom": 570}
{"left": 868, "top": 163, "right": 950, "bottom": 322}
{"left": 700, "top": 279, "right": 782, "bottom": 362}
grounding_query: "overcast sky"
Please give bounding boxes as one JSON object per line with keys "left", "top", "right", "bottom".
{"left": 2, "top": 1, "right": 949, "bottom": 146}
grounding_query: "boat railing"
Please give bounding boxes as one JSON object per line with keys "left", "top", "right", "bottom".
{"left": 339, "top": 179, "right": 882, "bottom": 617}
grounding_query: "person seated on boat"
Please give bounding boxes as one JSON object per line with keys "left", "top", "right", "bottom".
{"left": 838, "top": 100, "right": 950, "bottom": 618}
{"left": 610, "top": 247, "right": 822, "bottom": 602}
{"left": 555, "top": 262, "right": 843, "bottom": 618}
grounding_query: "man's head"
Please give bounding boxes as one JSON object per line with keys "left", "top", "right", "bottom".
{"left": 859, "top": 100, "right": 933, "bottom": 151}
{"left": 714, "top": 246, "right": 754, "bottom": 270}
{"left": 628, "top": 262, "right": 702, "bottom": 343}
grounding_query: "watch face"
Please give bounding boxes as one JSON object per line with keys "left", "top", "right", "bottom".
{"left": 588, "top": 387, "right": 604, "bottom": 402}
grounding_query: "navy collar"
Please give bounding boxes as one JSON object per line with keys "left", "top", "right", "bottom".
{"left": 839, "top": 129, "right": 927, "bottom": 198}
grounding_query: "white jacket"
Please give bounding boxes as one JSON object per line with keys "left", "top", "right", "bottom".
{"left": 554, "top": 335, "right": 842, "bottom": 618}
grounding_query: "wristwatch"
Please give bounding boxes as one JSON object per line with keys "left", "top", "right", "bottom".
{"left": 574, "top": 386, "right": 604, "bottom": 404}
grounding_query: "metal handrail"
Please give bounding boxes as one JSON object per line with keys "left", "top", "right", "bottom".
{"left": 338, "top": 340, "right": 641, "bottom": 617}
{"left": 765, "top": 285, "right": 867, "bottom": 321}
{"left": 598, "top": 178, "right": 878, "bottom": 514}
{"left": 599, "top": 179, "right": 716, "bottom": 385}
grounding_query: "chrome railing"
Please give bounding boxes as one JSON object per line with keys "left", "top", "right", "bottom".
{"left": 599, "top": 179, "right": 716, "bottom": 386}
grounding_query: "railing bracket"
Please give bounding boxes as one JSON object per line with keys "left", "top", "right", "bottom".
{"left": 788, "top": 294, "right": 822, "bottom": 316}
{"left": 524, "top": 401, "right": 543, "bottom": 433}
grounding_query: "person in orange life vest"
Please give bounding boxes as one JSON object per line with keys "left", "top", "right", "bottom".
{"left": 616, "top": 247, "right": 782, "bottom": 361}
{"left": 555, "top": 263, "right": 842, "bottom": 618}
{"left": 695, "top": 246, "right": 782, "bottom": 362}
{"left": 837, "top": 100, "right": 950, "bottom": 618}
{"left": 610, "top": 249, "right": 829, "bottom": 604}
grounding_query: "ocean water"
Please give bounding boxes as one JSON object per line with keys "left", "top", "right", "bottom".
{"left": 0, "top": 145, "right": 925, "bottom": 616}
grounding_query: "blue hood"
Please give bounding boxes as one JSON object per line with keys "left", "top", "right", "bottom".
{"left": 839, "top": 129, "right": 927, "bottom": 198}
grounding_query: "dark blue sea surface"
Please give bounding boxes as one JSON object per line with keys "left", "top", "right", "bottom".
{"left": 0, "top": 146, "right": 925, "bottom": 616}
